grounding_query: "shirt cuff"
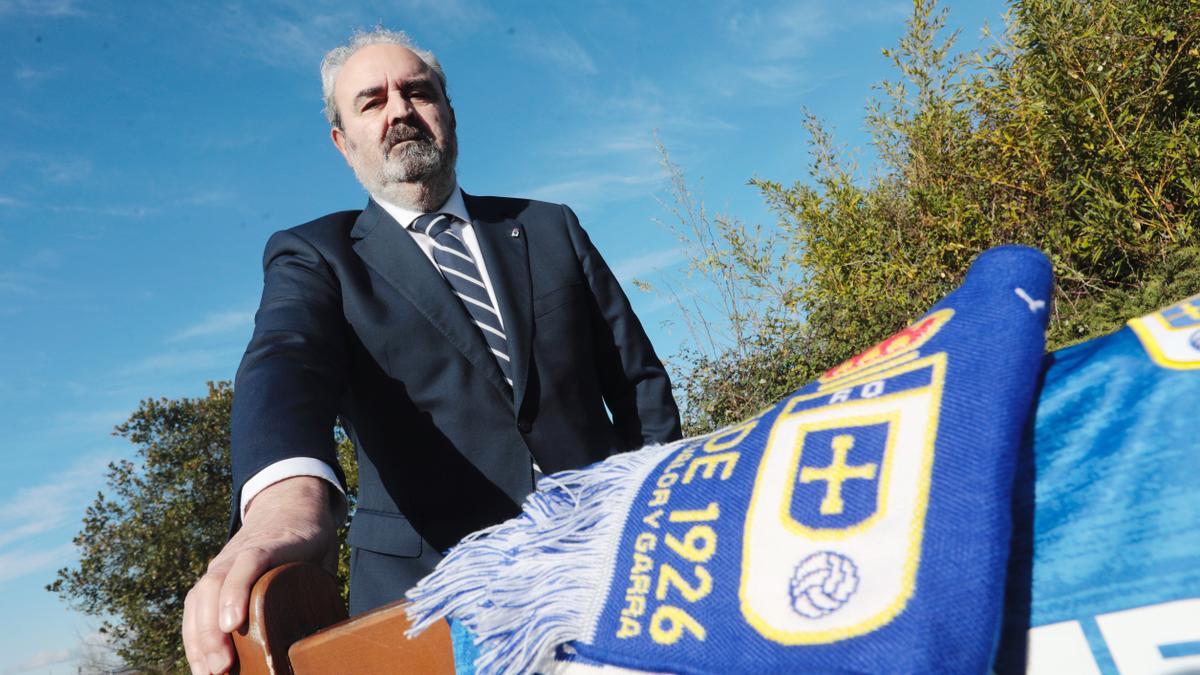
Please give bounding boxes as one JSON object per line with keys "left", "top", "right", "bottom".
{"left": 240, "top": 458, "right": 347, "bottom": 523}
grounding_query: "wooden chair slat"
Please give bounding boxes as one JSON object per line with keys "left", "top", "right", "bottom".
{"left": 231, "top": 563, "right": 455, "bottom": 674}
{"left": 289, "top": 599, "right": 455, "bottom": 675}
{"left": 232, "top": 563, "right": 348, "bottom": 675}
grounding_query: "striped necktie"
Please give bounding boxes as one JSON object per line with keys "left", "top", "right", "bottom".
{"left": 411, "top": 212, "right": 514, "bottom": 389}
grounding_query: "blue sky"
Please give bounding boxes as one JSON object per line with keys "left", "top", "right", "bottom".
{"left": 0, "top": 0, "right": 1006, "bottom": 671}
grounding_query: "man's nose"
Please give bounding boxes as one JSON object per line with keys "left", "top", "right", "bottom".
{"left": 386, "top": 94, "right": 415, "bottom": 124}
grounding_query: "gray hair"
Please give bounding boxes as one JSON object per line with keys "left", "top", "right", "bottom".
{"left": 320, "top": 28, "right": 448, "bottom": 128}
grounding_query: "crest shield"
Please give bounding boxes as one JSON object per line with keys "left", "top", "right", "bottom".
{"left": 741, "top": 354, "right": 945, "bottom": 644}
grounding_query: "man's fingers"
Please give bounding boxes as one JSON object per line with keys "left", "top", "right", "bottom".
{"left": 217, "top": 546, "right": 273, "bottom": 633}
{"left": 189, "top": 571, "right": 236, "bottom": 674}
{"left": 182, "top": 589, "right": 208, "bottom": 675}
{"left": 180, "top": 477, "right": 339, "bottom": 673}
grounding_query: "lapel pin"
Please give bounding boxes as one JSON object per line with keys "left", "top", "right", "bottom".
{"left": 511, "top": 227, "right": 521, "bottom": 238}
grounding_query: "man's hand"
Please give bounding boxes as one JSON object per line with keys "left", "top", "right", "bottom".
{"left": 182, "top": 476, "right": 339, "bottom": 675}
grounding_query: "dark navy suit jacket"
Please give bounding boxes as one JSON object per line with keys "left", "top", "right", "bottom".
{"left": 230, "top": 195, "right": 681, "bottom": 612}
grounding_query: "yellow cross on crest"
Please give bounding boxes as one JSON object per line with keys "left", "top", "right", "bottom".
{"left": 799, "top": 434, "right": 879, "bottom": 515}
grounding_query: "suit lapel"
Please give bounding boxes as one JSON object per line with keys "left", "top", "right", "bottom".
{"left": 351, "top": 199, "right": 512, "bottom": 401}
{"left": 467, "top": 194, "right": 533, "bottom": 414}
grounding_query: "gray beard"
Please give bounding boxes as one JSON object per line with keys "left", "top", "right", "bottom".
{"left": 349, "top": 133, "right": 457, "bottom": 211}
{"left": 381, "top": 139, "right": 444, "bottom": 181}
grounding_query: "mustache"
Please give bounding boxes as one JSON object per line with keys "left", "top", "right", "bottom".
{"left": 384, "top": 124, "right": 433, "bottom": 149}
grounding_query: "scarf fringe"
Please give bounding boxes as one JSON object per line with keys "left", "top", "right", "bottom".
{"left": 405, "top": 443, "right": 678, "bottom": 675}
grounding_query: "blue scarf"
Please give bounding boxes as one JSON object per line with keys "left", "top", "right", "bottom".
{"left": 407, "top": 244, "right": 1055, "bottom": 673}
{"left": 993, "top": 294, "right": 1200, "bottom": 674}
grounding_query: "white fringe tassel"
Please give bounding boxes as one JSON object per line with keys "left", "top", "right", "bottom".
{"left": 405, "top": 442, "right": 679, "bottom": 675}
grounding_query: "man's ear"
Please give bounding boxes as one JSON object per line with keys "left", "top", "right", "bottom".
{"left": 330, "top": 126, "right": 352, "bottom": 166}
{"left": 449, "top": 105, "right": 457, "bottom": 131}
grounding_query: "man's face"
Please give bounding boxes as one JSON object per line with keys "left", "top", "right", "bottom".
{"left": 331, "top": 44, "right": 457, "bottom": 198}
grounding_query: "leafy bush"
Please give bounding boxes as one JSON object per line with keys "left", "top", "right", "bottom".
{"left": 665, "top": 0, "right": 1199, "bottom": 434}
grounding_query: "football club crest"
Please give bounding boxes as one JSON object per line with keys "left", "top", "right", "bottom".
{"left": 1129, "top": 293, "right": 1200, "bottom": 369}
{"left": 740, "top": 354, "right": 945, "bottom": 644}
{"left": 1161, "top": 297, "right": 1200, "bottom": 328}
{"left": 819, "top": 309, "right": 953, "bottom": 384}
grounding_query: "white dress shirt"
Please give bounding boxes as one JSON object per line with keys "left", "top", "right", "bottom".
{"left": 239, "top": 185, "right": 513, "bottom": 520}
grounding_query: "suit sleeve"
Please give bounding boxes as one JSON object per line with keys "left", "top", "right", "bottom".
{"left": 229, "top": 229, "right": 349, "bottom": 530}
{"left": 562, "top": 204, "right": 683, "bottom": 448}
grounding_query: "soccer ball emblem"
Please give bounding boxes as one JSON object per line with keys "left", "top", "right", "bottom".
{"left": 789, "top": 551, "right": 859, "bottom": 618}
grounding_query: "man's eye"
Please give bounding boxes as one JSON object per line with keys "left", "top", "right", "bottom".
{"left": 362, "top": 100, "right": 382, "bottom": 111}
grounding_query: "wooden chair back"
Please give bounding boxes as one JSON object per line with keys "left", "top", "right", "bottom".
{"left": 232, "top": 563, "right": 454, "bottom": 674}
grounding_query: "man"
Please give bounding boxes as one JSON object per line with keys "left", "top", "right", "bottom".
{"left": 180, "top": 28, "right": 680, "bottom": 675}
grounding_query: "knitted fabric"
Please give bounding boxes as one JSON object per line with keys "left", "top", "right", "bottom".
{"left": 994, "top": 293, "right": 1200, "bottom": 674}
{"left": 406, "top": 246, "right": 1054, "bottom": 673}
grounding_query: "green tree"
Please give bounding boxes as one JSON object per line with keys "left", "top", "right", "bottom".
{"left": 48, "top": 382, "right": 358, "bottom": 672}
{"left": 664, "top": 0, "right": 1199, "bottom": 434}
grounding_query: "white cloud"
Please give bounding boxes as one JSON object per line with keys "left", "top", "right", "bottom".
{"left": 117, "top": 348, "right": 240, "bottom": 377}
{"left": 0, "top": 453, "right": 113, "bottom": 551}
{"left": 23, "top": 249, "right": 61, "bottom": 269}
{"left": 742, "top": 63, "right": 812, "bottom": 91}
{"left": 612, "top": 247, "right": 687, "bottom": 282}
{"left": 206, "top": 0, "right": 493, "bottom": 71}
{"left": 169, "top": 310, "right": 254, "bottom": 343}
{"left": 0, "top": 250, "right": 64, "bottom": 299}
{"left": 175, "top": 189, "right": 235, "bottom": 207}
{"left": 6, "top": 152, "right": 93, "bottom": 186}
{"left": 633, "top": 283, "right": 700, "bottom": 316}
{"left": 3, "top": 629, "right": 116, "bottom": 674}
{"left": 2, "top": 644, "right": 75, "bottom": 674}
{"left": 14, "top": 64, "right": 62, "bottom": 85}
{"left": 548, "top": 125, "right": 658, "bottom": 160}
{"left": 424, "top": 0, "right": 491, "bottom": 21}
{"left": 0, "top": 0, "right": 84, "bottom": 17}
{"left": 728, "top": 2, "right": 833, "bottom": 60}
{"left": 510, "top": 22, "right": 597, "bottom": 75}
{"left": 851, "top": 1, "right": 910, "bottom": 22}
{"left": 543, "top": 84, "right": 736, "bottom": 168}
{"left": 0, "top": 196, "right": 20, "bottom": 207}
{"left": 0, "top": 250, "right": 68, "bottom": 301}
{"left": 37, "top": 156, "right": 92, "bottom": 185}
{"left": 201, "top": 4, "right": 353, "bottom": 70}
{"left": 50, "top": 409, "right": 128, "bottom": 436}
{"left": 525, "top": 169, "right": 666, "bottom": 210}
{"left": 0, "top": 277, "right": 36, "bottom": 296}
{"left": 593, "top": 133, "right": 658, "bottom": 155}
{"left": 728, "top": 1, "right": 910, "bottom": 60}
{"left": 0, "top": 543, "right": 77, "bottom": 584}
{"left": 47, "top": 203, "right": 152, "bottom": 218}
{"left": 716, "top": 1, "right": 908, "bottom": 100}
{"left": 622, "top": 283, "right": 707, "bottom": 353}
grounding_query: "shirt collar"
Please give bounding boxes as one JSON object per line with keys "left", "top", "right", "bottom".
{"left": 374, "top": 184, "right": 472, "bottom": 230}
